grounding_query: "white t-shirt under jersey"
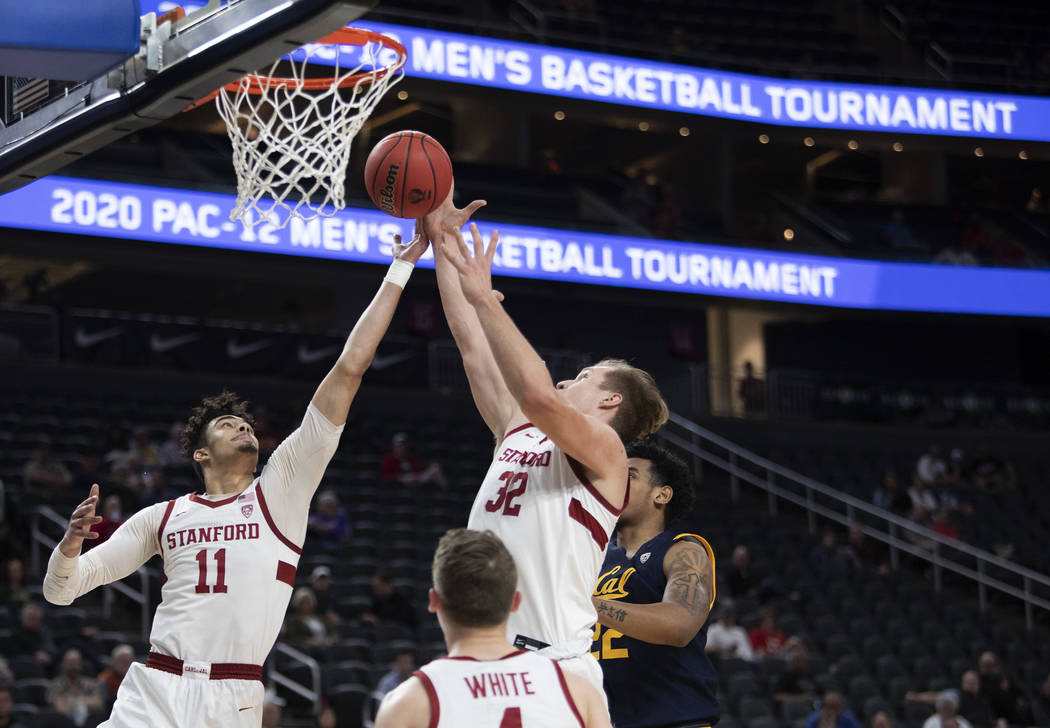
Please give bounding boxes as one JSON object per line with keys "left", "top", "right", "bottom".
{"left": 467, "top": 423, "right": 626, "bottom": 659}
{"left": 415, "top": 649, "right": 584, "bottom": 728}
{"left": 44, "top": 404, "right": 342, "bottom": 666}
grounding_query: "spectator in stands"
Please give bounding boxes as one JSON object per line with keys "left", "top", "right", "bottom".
{"left": 726, "top": 544, "right": 755, "bottom": 599}
{"left": 960, "top": 216, "right": 991, "bottom": 260}
{"left": 0, "top": 657, "right": 12, "bottom": 684}
{"left": 806, "top": 690, "right": 861, "bottom": 728}
{"left": 1026, "top": 187, "right": 1047, "bottom": 214}
{"left": 872, "top": 468, "right": 912, "bottom": 516}
{"left": 22, "top": 438, "right": 72, "bottom": 503}
{"left": 309, "top": 566, "right": 340, "bottom": 630}
{"left": 307, "top": 491, "right": 351, "bottom": 552}
{"left": 705, "top": 605, "right": 754, "bottom": 661}
{"left": 738, "top": 361, "right": 765, "bottom": 415}
{"left": 970, "top": 448, "right": 1015, "bottom": 493}
{"left": 9, "top": 602, "right": 55, "bottom": 668}
{"left": 922, "top": 690, "right": 973, "bottom": 728}
{"left": 127, "top": 426, "right": 162, "bottom": 468}
{"left": 87, "top": 495, "right": 124, "bottom": 548}
{"left": 284, "top": 587, "right": 336, "bottom": 648}
{"left": 97, "top": 644, "right": 134, "bottom": 708}
{"left": 376, "top": 648, "right": 417, "bottom": 699}
{"left": 749, "top": 607, "right": 787, "bottom": 658}
{"left": 809, "top": 528, "right": 840, "bottom": 573}
{"left": 959, "top": 670, "right": 995, "bottom": 728}
{"left": 72, "top": 454, "right": 107, "bottom": 495}
{"left": 977, "top": 651, "right": 1030, "bottom": 726}
{"left": 916, "top": 445, "right": 947, "bottom": 487}
{"left": 908, "top": 476, "right": 940, "bottom": 517}
{"left": 380, "top": 433, "right": 447, "bottom": 488}
{"left": 909, "top": 671, "right": 993, "bottom": 728}
{"left": 930, "top": 508, "right": 958, "bottom": 540}
{"left": 0, "top": 557, "right": 31, "bottom": 613}
{"left": 774, "top": 640, "right": 815, "bottom": 708}
{"left": 842, "top": 524, "right": 888, "bottom": 574}
{"left": 0, "top": 685, "right": 29, "bottom": 728}
{"left": 1030, "top": 671, "right": 1050, "bottom": 727}
{"left": 158, "top": 422, "right": 186, "bottom": 467}
{"left": 48, "top": 648, "right": 104, "bottom": 726}
{"left": 869, "top": 712, "right": 894, "bottom": 728}
{"left": 359, "top": 570, "right": 416, "bottom": 633}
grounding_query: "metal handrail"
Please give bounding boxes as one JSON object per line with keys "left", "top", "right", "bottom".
{"left": 269, "top": 642, "right": 322, "bottom": 715}
{"left": 31, "top": 506, "right": 152, "bottom": 640}
{"left": 662, "top": 412, "right": 1050, "bottom": 629}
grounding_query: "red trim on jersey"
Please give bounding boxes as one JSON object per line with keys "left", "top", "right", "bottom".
{"left": 413, "top": 669, "right": 440, "bottom": 728}
{"left": 440, "top": 650, "right": 528, "bottom": 662}
{"left": 146, "top": 652, "right": 263, "bottom": 682}
{"left": 568, "top": 498, "right": 609, "bottom": 550}
{"left": 565, "top": 454, "right": 627, "bottom": 515}
{"left": 276, "top": 561, "right": 296, "bottom": 587}
{"left": 553, "top": 661, "right": 586, "bottom": 728}
{"left": 256, "top": 485, "right": 302, "bottom": 555}
{"left": 189, "top": 491, "right": 241, "bottom": 508}
{"left": 503, "top": 422, "right": 534, "bottom": 438}
{"left": 156, "top": 500, "right": 176, "bottom": 552}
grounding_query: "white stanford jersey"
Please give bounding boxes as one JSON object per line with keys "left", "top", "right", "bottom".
{"left": 468, "top": 423, "right": 626, "bottom": 658}
{"left": 44, "top": 404, "right": 343, "bottom": 666}
{"left": 415, "top": 650, "right": 584, "bottom": 728}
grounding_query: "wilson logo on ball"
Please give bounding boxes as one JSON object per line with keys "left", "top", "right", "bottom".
{"left": 378, "top": 164, "right": 400, "bottom": 214}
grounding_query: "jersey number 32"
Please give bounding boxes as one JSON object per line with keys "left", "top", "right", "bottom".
{"left": 485, "top": 471, "right": 528, "bottom": 517}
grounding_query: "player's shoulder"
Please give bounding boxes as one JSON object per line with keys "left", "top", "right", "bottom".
{"left": 664, "top": 533, "right": 714, "bottom": 567}
{"left": 374, "top": 674, "right": 430, "bottom": 728}
{"left": 558, "top": 665, "right": 611, "bottom": 728}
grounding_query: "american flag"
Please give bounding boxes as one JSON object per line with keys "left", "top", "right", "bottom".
{"left": 11, "top": 77, "right": 49, "bottom": 116}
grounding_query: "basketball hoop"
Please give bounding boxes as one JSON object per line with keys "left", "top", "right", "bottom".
{"left": 200, "top": 28, "right": 406, "bottom": 229}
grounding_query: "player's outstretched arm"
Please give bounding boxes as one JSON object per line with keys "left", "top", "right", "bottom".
{"left": 44, "top": 484, "right": 162, "bottom": 605}
{"left": 310, "top": 229, "right": 427, "bottom": 427}
{"left": 440, "top": 223, "right": 624, "bottom": 485}
{"left": 563, "top": 669, "right": 614, "bottom": 728}
{"left": 424, "top": 191, "right": 522, "bottom": 440}
{"left": 373, "top": 676, "right": 430, "bottom": 728}
{"left": 592, "top": 539, "right": 714, "bottom": 647}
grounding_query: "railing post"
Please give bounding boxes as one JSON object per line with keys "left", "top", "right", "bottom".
{"left": 806, "top": 487, "right": 816, "bottom": 535}
{"left": 977, "top": 560, "right": 987, "bottom": 615}
{"left": 729, "top": 452, "right": 739, "bottom": 502}
{"left": 767, "top": 470, "right": 777, "bottom": 516}
{"left": 1024, "top": 577, "right": 1033, "bottom": 632}
{"left": 889, "top": 522, "right": 899, "bottom": 570}
{"left": 933, "top": 542, "right": 943, "bottom": 593}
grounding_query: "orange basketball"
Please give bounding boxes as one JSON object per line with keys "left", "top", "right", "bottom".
{"left": 364, "top": 131, "right": 453, "bottom": 218}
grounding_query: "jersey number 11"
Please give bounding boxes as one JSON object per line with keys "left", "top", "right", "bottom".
{"left": 195, "top": 548, "right": 229, "bottom": 594}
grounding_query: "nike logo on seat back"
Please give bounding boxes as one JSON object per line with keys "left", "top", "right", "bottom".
{"left": 226, "top": 339, "right": 272, "bottom": 359}
{"left": 74, "top": 327, "right": 124, "bottom": 348}
{"left": 150, "top": 333, "right": 199, "bottom": 353}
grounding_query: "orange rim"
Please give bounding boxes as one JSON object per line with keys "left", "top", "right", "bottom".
{"left": 184, "top": 28, "right": 406, "bottom": 110}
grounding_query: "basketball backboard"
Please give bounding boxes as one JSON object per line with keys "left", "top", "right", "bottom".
{"left": 0, "top": 0, "right": 375, "bottom": 195}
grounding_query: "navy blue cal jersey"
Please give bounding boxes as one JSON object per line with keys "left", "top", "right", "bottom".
{"left": 591, "top": 531, "right": 719, "bottom": 728}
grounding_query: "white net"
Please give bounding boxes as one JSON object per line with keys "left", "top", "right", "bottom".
{"left": 215, "top": 32, "right": 405, "bottom": 229}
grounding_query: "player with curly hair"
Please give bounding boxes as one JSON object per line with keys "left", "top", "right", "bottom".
{"left": 43, "top": 228, "right": 429, "bottom": 728}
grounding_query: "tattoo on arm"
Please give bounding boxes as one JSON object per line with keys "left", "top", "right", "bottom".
{"left": 595, "top": 600, "right": 628, "bottom": 624}
{"left": 664, "top": 543, "right": 713, "bottom": 619}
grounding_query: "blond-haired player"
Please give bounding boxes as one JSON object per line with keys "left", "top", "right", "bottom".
{"left": 376, "top": 528, "right": 610, "bottom": 728}
{"left": 423, "top": 194, "right": 668, "bottom": 694}
{"left": 43, "top": 232, "right": 429, "bottom": 728}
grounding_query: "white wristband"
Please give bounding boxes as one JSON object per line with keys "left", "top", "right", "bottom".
{"left": 384, "top": 259, "right": 414, "bottom": 289}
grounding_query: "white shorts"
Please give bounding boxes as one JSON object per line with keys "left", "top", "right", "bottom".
{"left": 553, "top": 651, "right": 607, "bottom": 706}
{"left": 99, "top": 662, "right": 265, "bottom": 728}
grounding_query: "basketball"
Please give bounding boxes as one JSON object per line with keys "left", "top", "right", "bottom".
{"left": 364, "top": 131, "right": 453, "bottom": 218}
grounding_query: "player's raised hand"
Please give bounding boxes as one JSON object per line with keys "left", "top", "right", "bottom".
{"left": 393, "top": 218, "right": 427, "bottom": 265}
{"left": 440, "top": 222, "right": 501, "bottom": 307}
{"left": 422, "top": 185, "right": 486, "bottom": 238}
{"left": 59, "top": 484, "right": 102, "bottom": 557}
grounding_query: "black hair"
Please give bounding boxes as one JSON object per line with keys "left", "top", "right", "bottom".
{"left": 181, "top": 390, "right": 254, "bottom": 483}
{"left": 626, "top": 438, "right": 696, "bottom": 526}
